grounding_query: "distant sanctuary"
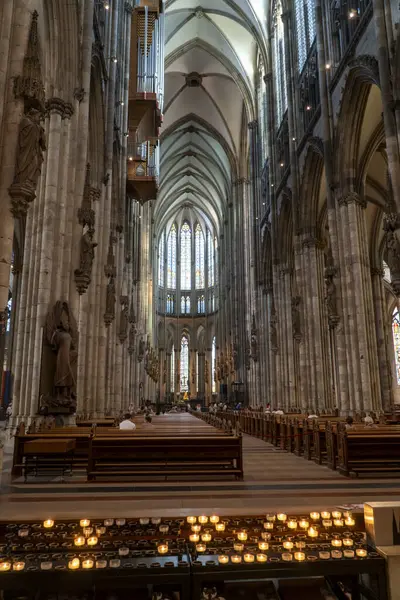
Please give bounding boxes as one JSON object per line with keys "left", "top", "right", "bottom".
{"left": 1, "top": 0, "right": 400, "bottom": 423}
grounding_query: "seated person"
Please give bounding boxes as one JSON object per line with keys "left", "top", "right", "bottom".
{"left": 119, "top": 413, "right": 136, "bottom": 430}
{"left": 363, "top": 412, "right": 374, "bottom": 425}
{"left": 345, "top": 416, "right": 354, "bottom": 430}
{"left": 142, "top": 414, "right": 155, "bottom": 428}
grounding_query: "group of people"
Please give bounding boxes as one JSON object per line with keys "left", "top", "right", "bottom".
{"left": 119, "top": 405, "right": 155, "bottom": 431}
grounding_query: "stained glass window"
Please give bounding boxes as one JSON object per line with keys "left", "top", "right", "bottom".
{"left": 197, "top": 295, "right": 205, "bottom": 314}
{"left": 180, "top": 335, "right": 189, "bottom": 391}
{"left": 196, "top": 352, "right": 199, "bottom": 392}
{"left": 195, "top": 224, "right": 205, "bottom": 289}
{"left": 170, "top": 345, "right": 175, "bottom": 392}
{"left": 212, "top": 336, "right": 216, "bottom": 393}
{"left": 295, "top": 0, "right": 316, "bottom": 71}
{"left": 181, "top": 295, "right": 190, "bottom": 314}
{"left": 273, "top": 0, "right": 288, "bottom": 126}
{"left": 158, "top": 230, "right": 165, "bottom": 287}
{"left": 207, "top": 229, "right": 214, "bottom": 287}
{"left": 257, "top": 59, "right": 267, "bottom": 161}
{"left": 383, "top": 261, "right": 391, "bottom": 283}
{"left": 167, "top": 224, "right": 177, "bottom": 289}
{"left": 181, "top": 222, "right": 191, "bottom": 290}
{"left": 166, "top": 293, "right": 174, "bottom": 314}
{"left": 393, "top": 309, "right": 400, "bottom": 385}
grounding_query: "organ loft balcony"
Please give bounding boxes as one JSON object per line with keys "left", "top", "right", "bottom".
{"left": 129, "top": 0, "right": 164, "bottom": 143}
{"left": 126, "top": 140, "right": 159, "bottom": 205}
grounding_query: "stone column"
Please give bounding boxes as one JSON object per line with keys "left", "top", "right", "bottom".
{"left": 371, "top": 267, "right": 393, "bottom": 412}
{"left": 198, "top": 351, "right": 205, "bottom": 401}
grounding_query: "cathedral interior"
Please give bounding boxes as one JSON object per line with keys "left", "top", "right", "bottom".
{"left": 1, "top": 0, "right": 400, "bottom": 598}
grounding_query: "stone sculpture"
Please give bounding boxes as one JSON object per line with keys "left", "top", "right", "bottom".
{"left": 104, "top": 277, "right": 116, "bottom": 326}
{"left": 291, "top": 296, "right": 302, "bottom": 340}
{"left": 13, "top": 108, "right": 46, "bottom": 191}
{"left": 251, "top": 313, "right": 258, "bottom": 362}
{"left": 270, "top": 306, "right": 278, "bottom": 352}
{"left": 75, "top": 227, "right": 97, "bottom": 294}
{"left": 118, "top": 296, "right": 129, "bottom": 343}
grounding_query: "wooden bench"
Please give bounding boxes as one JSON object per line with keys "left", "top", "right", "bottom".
{"left": 22, "top": 438, "right": 76, "bottom": 481}
{"left": 87, "top": 434, "right": 243, "bottom": 481}
{"left": 337, "top": 423, "right": 400, "bottom": 476}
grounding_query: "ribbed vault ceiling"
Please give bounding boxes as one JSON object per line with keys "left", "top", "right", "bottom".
{"left": 156, "top": 0, "right": 267, "bottom": 238}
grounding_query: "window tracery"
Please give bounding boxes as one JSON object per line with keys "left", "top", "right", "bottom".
{"left": 392, "top": 308, "right": 400, "bottom": 386}
{"left": 195, "top": 224, "right": 205, "bottom": 289}
{"left": 167, "top": 224, "right": 177, "bottom": 289}
{"left": 181, "top": 222, "right": 191, "bottom": 290}
{"left": 273, "top": 0, "right": 288, "bottom": 126}
{"left": 180, "top": 335, "right": 189, "bottom": 391}
{"left": 158, "top": 230, "right": 165, "bottom": 287}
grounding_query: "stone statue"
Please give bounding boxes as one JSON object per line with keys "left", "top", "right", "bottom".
{"left": 138, "top": 337, "right": 145, "bottom": 362}
{"left": 104, "top": 277, "right": 116, "bottom": 326}
{"left": 42, "top": 301, "right": 78, "bottom": 412}
{"left": 13, "top": 108, "right": 46, "bottom": 191}
{"left": 75, "top": 227, "right": 97, "bottom": 294}
{"left": 291, "top": 296, "right": 302, "bottom": 340}
{"left": 251, "top": 313, "right": 258, "bottom": 362}
{"left": 325, "top": 276, "right": 337, "bottom": 317}
{"left": 270, "top": 306, "right": 278, "bottom": 352}
{"left": 118, "top": 297, "right": 129, "bottom": 343}
{"left": 232, "top": 341, "right": 239, "bottom": 371}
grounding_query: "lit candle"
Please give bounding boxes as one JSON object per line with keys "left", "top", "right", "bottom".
{"left": 83, "top": 527, "right": 93, "bottom": 537}
{"left": 43, "top": 520, "right": 54, "bottom": 529}
{"left": 334, "top": 519, "right": 344, "bottom": 527}
{"left": 237, "top": 531, "right": 248, "bottom": 542}
{"left": 80, "top": 519, "right": 90, "bottom": 527}
{"left": 218, "top": 555, "right": 229, "bottom": 564}
{"left": 295, "top": 541, "right": 306, "bottom": 549}
{"left": 96, "top": 526, "right": 106, "bottom": 535}
{"left": 343, "top": 538, "right": 353, "bottom": 547}
{"left": 294, "top": 552, "right": 306, "bottom": 562}
{"left": 282, "top": 553, "right": 293, "bottom": 561}
{"left": 87, "top": 536, "right": 98, "bottom": 546}
{"left": 234, "top": 542, "right": 244, "bottom": 552}
{"left": 140, "top": 517, "right": 149, "bottom": 525}
{"left": 332, "top": 511, "right": 342, "bottom": 519}
{"left": 264, "top": 522, "right": 274, "bottom": 530}
{"left": 257, "top": 553, "right": 267, "bottom": 562}
{"left": 266, "top": 514, "right": 276, "bottom": 521}
{"left": 12, "top": 562, "right": 25, "bottom": 571}
{"left": 190, "top": 534, "right": 200, "bottom": 543}
{"left": 201, "top": 533, "right": 212, "bottom": 542}
{"left": 210, "top": 515, "right": 219, "bottom": 524}
{"left": 231, "top": 555, "right": 242, "bottom": 563}
{"left": 310, "top": 512, "right": 320, "bottom": 520}
{"left": 159, "top": 525, "right": 169, "bottom": 534}
{"left": 74, "top": 536, "right": 85, "bottom": 547}
{"left": 110, "top": 559, "right": 121, "bottom": 568}
{"left": 283, "top": 540, "right": 294, "bottom": 550}
{"left": 319, "top": 551, "right": 330, "bottom": 560}
{"left": 116, "top": 519, "right": 126, "bottom": 526}
{"left": 68, "top": 558, "right": 80, "bottom": 570}
{"left": 356, "top": 548, "right": 367, "bottom": 558}
{"left": 344, "top": 549, "right": 355, "bottom": 558}
{"left": 322, "top": 520, "right": 333, "bottom": 528}
{"left": 96, "top": 560, "right": 107, "bottom": 569}
{"left": 215, "top": 523, "right": 225, "bottom": 532}
{"left": 331, "top": 550, "right": 343, "bottom": 559}
{"left": 287, "top": 520, "right": 298, "bottom": 530}
{"left": 308, "top": 527, "right": 318, "bottom": 538}
{"left": 277, "top": 513, "right": 287, "bottom": 522}
{"left": 244, "top": 553, "right": 255, "bottom": 563}
{"left": 40, "top": 562, "right": 52, "bottom": 570}
{"left": 299, "top": 520, "right": 309, "bottom": 529}
{"left": 331, "top": 539, "right": 342, "bottom": 547}
{"left": 192, "top": 525, "right": 201, "bottom": 533}
{"left": 261, "top": 532, "right": 271, "bottom": 541}
{"left": 82, "top": 559, "right": 94, "bottom": 569}
{"left": 119, "top": 547, "right": 129, "bottom": 556}
{"left": 198, "top": 516, "right": 208, "bottom": 524}
{"left": 104, "top": 519, "right": 114, "bottom": 526}
{"left": 321, "top": 512, "right": 331, "bottom": 519}
{"left": 157, "top": 544, "right": 168, "bottom": 554}
{"left": 187, "top": 516, "right": 197, "bottom": 524}
{"left": 196, "top": 544, "right": 207, "bottom": 552}
{"left": 345, "top": 517, "right": 355, "bottom": 527}
{"left": 258, "top": 541, "right": 269, "bottom": 551}
{"left": 0, "top": 561, "right": 11, "bottom": 572}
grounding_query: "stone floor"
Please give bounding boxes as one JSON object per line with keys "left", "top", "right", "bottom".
{"left": 1, "top": 422, "right": 400, "bottom": 519}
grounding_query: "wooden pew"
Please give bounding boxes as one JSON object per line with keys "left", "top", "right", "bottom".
{"left": 311, "top": 417, "right": 344, "bottom": 465}
{"left": 87, "top": 434, "right": 243, "bottom": 481}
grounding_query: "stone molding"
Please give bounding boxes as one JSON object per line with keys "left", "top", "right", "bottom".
{"left": 338, "top": 191, "right": 367, "bottom": 209}
{"left": 46, "top": 97, "right": 74, "bottom": 119}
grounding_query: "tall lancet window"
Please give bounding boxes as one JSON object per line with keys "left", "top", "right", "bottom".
{"left": 158, "top": 230, "right": 165, "bottom": 287}
{"left": 212, "top": 336, "right": 217, "bottom": 393}
{"left": 257, "top": 57, "right": 267, "bottom": 161}
{"left": 195, "top": 224, "right": 205, "bottom": 289}
{"left": 170, "top": 345, "right": 175, "bottom": 392}
{"left": 273, "top": 0, "right": 288, "bottom": 126}
{"left": 207, "top": 229, "right": 214, "bottom": 287}
{"left": 392, "top": 308, "right": 400, "bottom": 385}
{"left": 295, "top": 0, "right": 316, "bottom": 70}
{"left": 167, "top": 224, "right": 177, "bottom": 289}
{"left": 180, "top": 222, "right": 191, "bottom": 290}
{"left": 180, "top": 335, "right": 189, "bottom": 391}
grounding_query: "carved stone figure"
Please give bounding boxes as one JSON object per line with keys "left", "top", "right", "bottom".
{"left": 104, "top": 277, "right": 116, "bottom": 327}
{"left": 119, "top": 296, "right": 129, "bottom": 343}
{"left": 138, "top": 337, "right": 145, "bottom": 362}
{"left": 291, "top": 296, "right": 302, "bottom": 340}
{"left": 232, "top": 341, "right": 239, "bottom": 371}
{"left": 75, "top": 227, "right": 97, "bottom": 294}
{"left": 245, "top": 336, "right": 251, "bottom": 370}
{"left": 13, "top": 108, "right": 46, "bottom": 191}
{"left": 325, "top": 277, "right": 337, "bottom": 317}
{"left": 270, "top": 306, "right": 278, "bottom": 352}
{"left": 41, "top": 301, "right": 78, "bottom": 413}
{"left": 251, "top": 313, "right": 258, "bottom": 362}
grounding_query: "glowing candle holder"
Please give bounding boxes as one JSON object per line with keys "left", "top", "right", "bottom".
{"left": 110, "top": 559, "right": 121, "bottom": 568}
{"left": 158, "top": 544, "right": 169, "bottom": 555}
{"left": 231, "top": 555, "right": 242, "bottom": 563}
{"left": 257, "top": 553, "right": 267, "bottom": 562}
{"left": 218, "top": 555, "right": 229, "bottom": 564}
{"left": 287, "top": 520, "right": 298, "bottom": 530}
{"left": 237, "top": 531, "right": 248, "bottom": 542}
{"left": 159, "top": 525, "right": 169, "bottom": 534}
{"left": 356, "top": 548, "right": 367, "bottom": 558}
{"left": 104, "top": 519, "right": 114, "bottom": 526}
{"left": 12, "top": 562, "right": 25, "bottom": 571}
{"left": 331, "top": 539, "right": 342, "bottom": 548}
{"left": 294, "top": 552, "right": 306, "bottom": 562}
{"left": 74, "top": 536, "right": 85, "bottom": 547}
{"left": 308, "top": 527, "right": 318, "bottom": 538}
{"left": 140, "top": 517, "right": 149, "bottom": 525}
{"left": 295, "top": 541, "right": 306, "bottom": 549}
{"left": 83, "top": 527, "right": 93, "bottom": 537}
{"left": 0, "top": 561, "right": 11, "bottom": 572}
{"left": 244, "top": 553, "right": 255, "bottom": 563}
{"left": 277, "top": 513, "right": 287, "bottom": 522}
{"left": 43, "top": 520, "right": 54, "bottom": 529}
{"left": 192, "top": 525, "right": 201, "bottom": 533}
{"left": 282, "top": 553, "right": 293, "bottom": 562}
{"left": 97, "top": 527, "right": 107, "bottom": 536}
{"left": 80, "top": 519, "right": 90, "bottom": 527}
{"left": 334, "top": 519, "right": 344, "bottom": 527}
{"left": 82, "top": 559, "right": 94, "bottom": 569}
{"left": 190, "top": 534, "right": 200, "bottom": 543}
{"left": 196, "top": 544, "right": 207, "bottom": 553}
{"left": 261, "top": 532, "right": 272, "bottom": 541}
{"left": 258, "top": 541, "right": 269, "bottom": 551}
{"left": 18, "top": 529, "right": 29, "bottom": 538}
{"left": 283, "top": 540, "right": 294, "bottom": 550}
{"left": 40, "top": 562, "right": 52, "bottom": 570}
{"left": 299, "top": 520, "right": 309, "bottom": 529}
{"left": 322, "top": 520, "right": 333, "bottom": 528}
{"left": 266, "top": 514, "right": 276, "bottom": 522}
{"left": 321, "top": 512, "right": 331, "bottom": 519}
{"left": 345, "top": 517, "right": 355, "bottom": 527}
{"left": 343, "top": 538, "right": 353, "bottom": 547}
{"left": 344, "top": 549, "right": 355, "bottom": 558}
{"left": 319, "top": 551, "right": 330, "bottom": 560}
{"left": 198, "top": 516, "right": 208, "bottom": 524}
{"left": 331, "top": 550, "right": 343, "bottom": 559}
{"left": 201, "top": 533, "right": 212, "bottom": 543}
{"left": 234, "top": 542, "right": 244, "bottom": 552}
{"left": 119, "top": 547, "right": 129, "bottom": 556}
{"left": 210, "top": 515, "right": 220, "bottom": 524}
{"left": 68, "top": 558, "right": 80, "bottom": 570}
{"left": 187, "top": 516, "right": 197, "bottom": 524}
{"left": 264, "top": 522, "right": 274, "bottom": 530}
{"left": 310, "top": 512, "right": 320, "bottom": 520}
{"left": 87, "top": 536, "right": 98, "bottom": 546}
{"left": 332, "top": 511, "right": 342, "bottom": 519}
{"left": 116, "top": 518, "right": 126, "bottom": 526}
{"left": 96, "top": 560, "right": 107, "bottom": 569}
{"left": 215, "top": 523, "right": 225, "bottom": 532}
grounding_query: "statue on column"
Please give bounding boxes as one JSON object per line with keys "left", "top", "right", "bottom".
{"left": 251, "top": 313, "right": 258, "bottom": 362}
{"left": 232, "top": 340, "right": 239, "bottom": 371}
{"left": 75, "top": 227, "right": 97, "bottom": 294}
{"left": 291, "top": 296, "right": 302, "bottom": 341}
{"left": 13, "top": 108, "right": 46, "bottom": 191}
{"left": 104, "top": 277, "right": 116, "bottom": 326}
{"left": 138, "top": 337, "right": 145, "bottom": 362}
{"left": 270, "top": 305, "right": 278, "bottom": 353}
{"left": 40, "top": 301, "right": 78, "bottom": 414}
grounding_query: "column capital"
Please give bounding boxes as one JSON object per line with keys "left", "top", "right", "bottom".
{"left": 234, "top": 178, "right": 250, "bottom": 186}
{"left": 281, "top": 10, "right": 291, "bottom": 23}
{"left": 45, "top": 97, "right": 74, "bottom": 119}
{"left": 371, "top": 266, "right": 385, "bottom": 277}
{"left": 338, "top": 191, "right": 367, "bottom": 209}
{"left": 263, "top": 73, "right": 272, "bottom": 84}
{"left": 248, "top": 120, "right": 258, "bottom": 131}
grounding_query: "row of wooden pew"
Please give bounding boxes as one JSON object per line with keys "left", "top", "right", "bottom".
{"left": 195, "top": 411, "right": 400, "bottom": 477}
{"left": 12, "top": 414, "right": 244, "bottom": 482}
